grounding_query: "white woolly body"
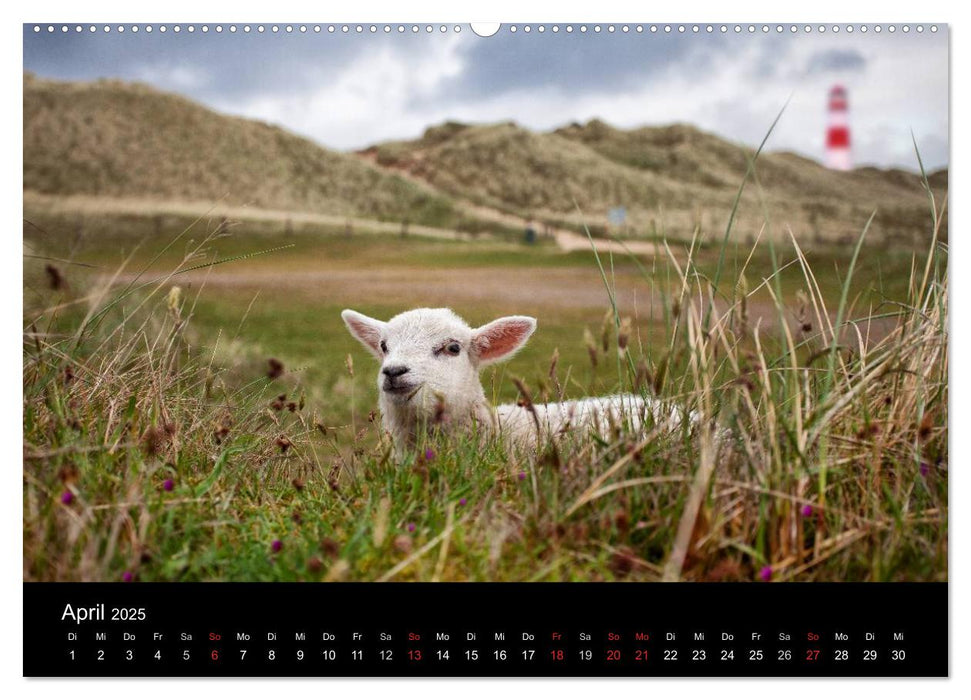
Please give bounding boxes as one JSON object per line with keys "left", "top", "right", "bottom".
{"left": 495, "top": 395, "right": 684, "bottom": 449}
{"left": 341, "top": 307, "right": 685, "bottom": 458}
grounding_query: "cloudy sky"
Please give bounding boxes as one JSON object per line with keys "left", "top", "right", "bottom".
{"left": 23, "top": 24, "right": 949, "bottom": 170}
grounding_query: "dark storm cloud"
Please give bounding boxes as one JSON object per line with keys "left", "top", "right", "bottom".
{"left": 805, "top": 48, "right": 867, "bottom": 74}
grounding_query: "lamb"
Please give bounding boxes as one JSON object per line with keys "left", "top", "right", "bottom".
{"left": 341, "top": 307, "right": 688, "bottom": 457}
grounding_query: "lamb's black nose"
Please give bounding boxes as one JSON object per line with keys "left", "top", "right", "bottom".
{"left": 382, "top": 365, "right": 410, "bottom": 379}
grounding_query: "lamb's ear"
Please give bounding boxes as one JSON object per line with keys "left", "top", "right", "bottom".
{"left": 471, "top": 316, "right": 537, "bottom": 367}
{"left": 341, "top": 309, "right": 386, "bottom": 359}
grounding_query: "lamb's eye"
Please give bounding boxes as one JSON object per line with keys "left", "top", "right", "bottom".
{"left": 379, "top": 340, "right": 388, "bottom": 353}
{"left": 446, "top": 342, "right": 461, "bottom": 356}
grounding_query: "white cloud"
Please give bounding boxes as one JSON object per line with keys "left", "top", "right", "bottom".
{"left": 211, "top": 35, "right": 466, "bottom": 149}
{"left": 134, "top": 64, "right": 210, "bottom": 91}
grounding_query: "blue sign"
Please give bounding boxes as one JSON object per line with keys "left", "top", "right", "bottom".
{"left": 608, "top": 207, "right": 627, "bottom": 226}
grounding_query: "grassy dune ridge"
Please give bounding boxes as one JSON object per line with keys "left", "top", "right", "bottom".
{"left": 23, "top": 74, "right": 461, "bottom": 229}
{"left": 367, "top": 118, "right": 946, "bottom": 242}
{"left": 25, "top": 73, "right": 947, "bottom": 247}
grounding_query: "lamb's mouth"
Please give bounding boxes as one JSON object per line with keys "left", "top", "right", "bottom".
{"left": 383, "top": 383, "right": 423, "bottom": 402}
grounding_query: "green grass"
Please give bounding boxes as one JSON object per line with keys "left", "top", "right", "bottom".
{"left": 23, "top": 192, "right": 947, "bottom": 583}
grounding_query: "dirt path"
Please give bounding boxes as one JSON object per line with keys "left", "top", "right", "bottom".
{"left": 116, "top": 266, "right": 645, "bottom": 313}
{"left": 27, "top": 189, "right": 662, "bottom": 257}
{"left": 24, "top": 192, "right": 476, "bottom": 243}
{"left": 456, "top": 200, "right": 662, "bottom": 256}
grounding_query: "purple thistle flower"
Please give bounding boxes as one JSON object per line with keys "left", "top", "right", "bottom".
{"left": 122, "top": 571, "right": 133, "bottom": 583}
{"left": 407, "top": 522, "right": 416, "bottom": 533}
{"left": 459, "top": 498, "right": 467, "bottom": 506}
{"left": 919, "top": 462, "right": 930, "bottom": 477}
{"left": 424, "top": 448, "right": 436, "bottom": 461}
{"left": 801, "top": 504, "right": 813, "bottom": 518}
{"left": 163, "top": 479, "right": 174, "bottom": 492}
{"left": 60, "top": 491, "right": 73, "bottom": 505}
{"left": 271, "top": 539, "right": 283, "bottom": 553}
{"left": 518, "top": 471, "right": 526, "bottom": 481}
{"left": 759, "top": 565, "right": 773, "bottom": 582}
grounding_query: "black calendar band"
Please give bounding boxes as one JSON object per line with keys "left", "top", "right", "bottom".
{"left": 24, "top": 582, "right": 947, "bottom": 677}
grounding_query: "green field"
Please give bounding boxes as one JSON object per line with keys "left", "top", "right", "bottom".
{"left": 23, "top": 203, "right": 948, "bottom": 583}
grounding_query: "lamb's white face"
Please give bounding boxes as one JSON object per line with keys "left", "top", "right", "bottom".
{"left": 341, "top": 308, "right": 536, "bottom": 411}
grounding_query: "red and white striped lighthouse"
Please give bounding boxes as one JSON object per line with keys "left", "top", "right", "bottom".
{"left": 825, "top": 85, "right": 852, "bottom": 171}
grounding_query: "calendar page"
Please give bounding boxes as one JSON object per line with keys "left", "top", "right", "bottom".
{"left": 21, "top": 20, "right": 948, "bottom": 678}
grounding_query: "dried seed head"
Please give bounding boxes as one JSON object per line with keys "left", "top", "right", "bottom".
{"left": 733, "top": 376, "right": 755, "bottom": 391}
{"left": 345, "top": 353, "right": 354, "bottom": 377}
{"left": 432, "top": 392, "right": 448, "bottom": 425}
{"left": 327, "top": 462, "right": 341, "bottom": 491}
{"left": 736, "top": 273, "right": 749, "bottom": 298}
{"left": 58, "top": 464, "right": 79, "bottom": 486}
{"left": 608, "top": 547, "right": 637, "bottom": 578}
{"left": 617, "top": 317, "right": 632, "bottom": 352}
{"left": 918, "top": 411, "right": 935, "bottom": 441}
{"left": 653, "top": 354, "right": 668, "bottom": 395}
{"left": 601, "top": 309, "right": 613, "bottom": 353}
{"left": 796, "top": 289, "right": 808, "bottom": 314}
{"left": 267, "top": 358, "right": 285, "bottom": 380}
{"left": 546, "top": 347, "right": 563, "bottom": 397}
{"left": 45, "top": 264, "right": 65, "bottom": 291}
{"left": 213, "top": 420, "right": 231, "bottom": 444}
{"left": 512, "top": 378, "right": 534, "bottom": 411}
{"left": 583, "top": 327, "right": 599, "bottom": 368}
{"left": 167, "top": 286, "right": 182, "bottom": 316}
{"left": 320, "top": 538, "right": 340, "bottom": 557}
{"left": 275, "top": 436, "right": 292, "bottom": 453}
{"left": 141, "top": 426, "right": 166, "bottom": 457}
{"left": 613, "top": 509, "right": 630, "bottom": 533}
{"left": 291, "top": 477, "right": 305, "bottom": 491}
{"left": 540, "top": 444, "right": 561, "bottom": 470}
{"left": 634, "top": 358, "right": 652, "bottom": 393}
